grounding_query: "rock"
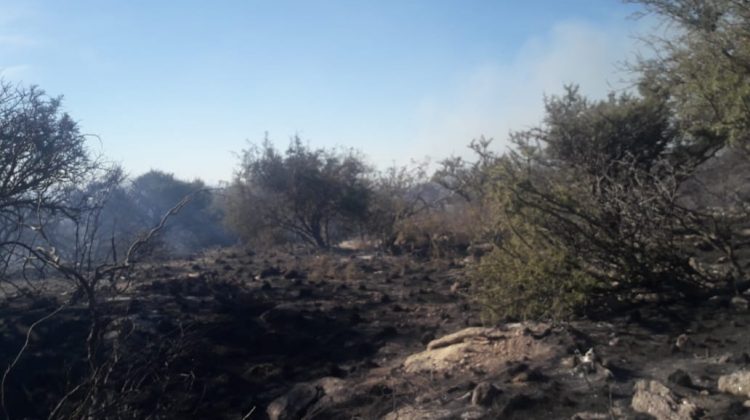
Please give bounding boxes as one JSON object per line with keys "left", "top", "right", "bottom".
{"left": 377, "top": 326, "right": 398, "bottom": 338}
{"left": 635, "top": 292, "right": 661, "bottom": 303}
{"left": 471, "top": 382, "right": 501, "bottom": 407}
{"left": 512, "top": 368, "right": 546, "bottom": 383}
{"left": 294, "top": 288, "right": 313, "bottom": 299}
{"left": 460, "top": 411, "right": 486, "bottom": 420}
{"left": 727, "top": 400, "right": 749, "bottom": 416}
{"left": 266, "top": 377, "right": 350, "bottom": 420}
{"left": 500, "top": 393, "right": 536, "bottom": 416}
{"left": 718, "top": 370, "right": 750, "bottom": 398}
{"left": 668, "top": 369, "right": 694, "bottom": 388}
{"left": 561, "top": 356, "right": 577, "bottom": 369}
{"left": 674, "top": 334, "right": 692, "bottom": 352}
{"left": 576, "top": 348, "right": 599, "bottom": 373}
{"left": 573, "top": 359, "right": 613, "bottom": 382}
{"left": 571, "top": 413, "right": 609, "bottom": 420}
{"left": 266, "top": 383, "right": 322, "bottom": 420}
{"left": 707, "top": 295, "right": 725, "bottom": 308}
{"left": 383, "top": 406, "right": 481, "bottom": 420}
{"left": 631, "top": 380, "right": 699, "bottom": 420}
{"left": 312, "top": 377, "right": 350, "bottom": 405}
{"left": 259, "top": 305, "right": 307, "bottom": 329}
{"left": 258, "top": 266, "right": 282, "bottom": 279}
{"left": 420, "top": 332, "right": 435, "bottom": 345}
{"left": 450, "top": 281, "right": 462, "bottom": 294}
{"left": 734, "top": 353, "right": 750, "bottom": 364}
{"left": 404, "top": 325, "right": 564, "bottom": 374}
{"left": 414, "top": 394, "right": 433, "bottom": 405}
{"left": 573, "top": 348, "right": 613, "bottom": 381}
{"left": 102, "top": 330, "right": 120, "bottom": 341}
{"left": 731, "top": 296, "right": 749, "bottom": 311}
{"left": 426, "top": 326, "right": 513, "bottom": 350}
{"left": 507, "top": 362, "right": 529, "bottom": 376}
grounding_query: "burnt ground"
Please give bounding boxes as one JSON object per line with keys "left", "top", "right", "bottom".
{"left": 1, "top": 247, "right": 750, "bottom": 419}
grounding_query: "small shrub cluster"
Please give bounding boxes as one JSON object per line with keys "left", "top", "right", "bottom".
{"left": 475, "top": 231, "right": 595, "bottom": 321}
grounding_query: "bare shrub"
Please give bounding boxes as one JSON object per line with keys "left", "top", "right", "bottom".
{"left": 225, "top": 136, "right": 371, "bottom": 249}
{"left": 390, "top": 205, "right": 474, "bottom": 258}
{"left": 0, "top": 82, "right": 200, "bottom": 418}
{"left": 367, "top": 161, "right": 437, "bottom": 252}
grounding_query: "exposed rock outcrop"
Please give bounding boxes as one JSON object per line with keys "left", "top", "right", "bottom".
{"left": 404, "top": 324, "right": 563, "bottom": 375}
{"left": 631, "top": 380, "right": 699, "bottom": 420}
{"left": 718, "top": 370, "right": 750, "bottom": 398}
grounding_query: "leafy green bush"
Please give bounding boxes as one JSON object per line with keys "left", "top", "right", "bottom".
{"left": 632, "top": 0, "right": 750, "bottom": 152}
{"left": 475, "top": 229, "right": 596, "bottom": 321}
{"left": 472, "top": 87, "right": 723, "bottom": 321}
{"left": 473, "top": 1, "right": 750, "bottom": 321}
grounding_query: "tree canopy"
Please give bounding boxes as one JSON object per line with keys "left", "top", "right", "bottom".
{"left": 633, "top": 0, "right": 750, "bottom": 153}
{"left": 226, "top": 137, "right": 371, "bottom": 248}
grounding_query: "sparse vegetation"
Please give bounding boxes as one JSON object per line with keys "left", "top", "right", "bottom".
{"left": 471, "top": 0, "right": 750, "bottom": 320}
{"left": 109, "top": 170, "right": 234, "bottom": 257}
{"left": 632, "top": 0, "right": 750, "bottom": 152}
{"left": 473, "top": 87, "right": 708, "bottom": 320}
{"left": 0, "top": 83, "right": 205, "bottom": 418}
{"left": 2, "top": 1, "right": 750, "bottom": 418}
{"left": 225, "top": 137, "right": 371, "bottom": 249}
{"left": 365, "top": 161, "right": 435, "bottom": 253}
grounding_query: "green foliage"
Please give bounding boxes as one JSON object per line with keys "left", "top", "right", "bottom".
{"left": 475, "top": 152, "right": 601, "bottom": 321}
{"left": 433, "top": 137, "right": 499, "bottom": 203}
{"left": 474, "top": 0, "right": 750, "bottom": 319}
{"left": 475, "top": 235, "right": 595, "bottom": 321}
{"left": 538, "top": 86, "right": 674, "bottom": 173}
{"left": 473, "top": 87, "right": 713, "bottom": 320}
{"left": 633, "top": 0, "right": 750, "bottom": 152}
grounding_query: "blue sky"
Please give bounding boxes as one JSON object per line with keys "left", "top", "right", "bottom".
{"left": 0, "top": 0, "right": 651, "bottom": 184}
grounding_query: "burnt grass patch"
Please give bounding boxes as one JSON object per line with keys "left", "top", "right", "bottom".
{"left": 0, "top": 248, "right": 476, "bottom": 419}
{"left": 4, "top": 247, "right": 749, "bottom": 419}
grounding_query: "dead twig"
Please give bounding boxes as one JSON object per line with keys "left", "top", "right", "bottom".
{"left": 1, "top": 303, "right": 67, "bottom": 420}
